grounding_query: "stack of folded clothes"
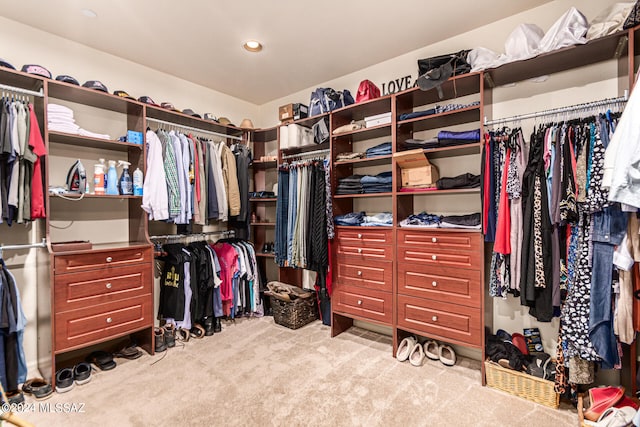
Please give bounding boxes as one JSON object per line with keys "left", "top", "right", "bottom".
{"left": 361, "top": 171, "right": 392, "bottom": 193}
{"left": 402, "top": 137, "right": 439, "bottom": 150}
{"left": 399, "top": 212, "right": 481, "bottom": 229}
{"left": 398, "top": 101, "right": 480, "bottom": 121}
{"left": 336, "top": 175, "right": 364, "bottom": 194}
{"left": 436, "top": 173, "right": 481, "bottom": 190}
{"left": 334, "top": 212, "right": 393, "bottom": 226}
{"left": 365, "top": 141, "right": 392, "bottom": 158}
{"left": 437, "top": 129, "right": 480, "bottom": 147}
{"left": 48, "top": 103, "right": 112, "bottom": 139}
{"left": 336, "top": 151, "right": 365, "bottom": 162}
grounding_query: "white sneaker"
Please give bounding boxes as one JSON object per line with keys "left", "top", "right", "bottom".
{"left": 409, "top": 343, "right": 425, "bottom": 367}
{"left": 396, "top": 336, "right": 417, "bottom": 362}
{"left": 439, "top": 344, "right": 457, "bottom": 367}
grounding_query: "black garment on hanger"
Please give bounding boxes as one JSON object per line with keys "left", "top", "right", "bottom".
{"left": 158, "top": 243, "right": 187, "bottom": 321}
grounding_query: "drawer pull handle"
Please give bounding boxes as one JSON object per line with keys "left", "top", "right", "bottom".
{"left": 357, "top": 300, "right": 362, "bottom": 305}
{"left": 106, "top": 256, "right": 113, "bottom": 263}
{"left": 106, "top": 317, "right": 113, "bottom": 324}
{"left": 432, "top": 281, "right": 437, "bottom": 287}
{"left": 105, "top": 283, "right": 112, "bottom": 289}
{"left": 432, "top": 237, "right": 437, "bottom": 243}
{"left": 357, "top": 248, "right": 362, "bottom": 253}
{"left": 432, "top": 316, "right": 438, "bottom": 322}
{"left": 357, "top": 233, "right": 362, "bottom": 239}
{"left": 357, "top": 271, "right": 362, "bottom": 276}
{"left": 431, "top": 255, "right": 437, "bottom": 260}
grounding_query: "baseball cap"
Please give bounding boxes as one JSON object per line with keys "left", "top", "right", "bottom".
{"left": 56, "top": 75, "right": 80, "bottom": 85}
{"left": 161, "top": 102, "right": 179, "bottom": 112}
{"left": 114, "top": 90, "right": 135, "bottom": 100}
{"left": 82, "top": 80, "right": 108, "bottom": 93}
{"left": 21, "top": 64, "right": 51, "bottom": 79}
{"left": 218, "top": 117, "right": 234, "bottom": 126}
{"left": 138, "top": 96, "right": 159, "bottom": 106}
{"left": 0, "top": 59, "right": 15, "bottom": 70}
{"left": 182, "top": 108, "right": 201, "bottom": 118}
{"left": 203, "top": 113, "right": 218, "bottom": 122}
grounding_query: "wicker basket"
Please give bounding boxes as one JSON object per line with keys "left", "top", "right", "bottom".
{"left": 266, "top": 282, "right": 318, "bottom": 330}
{"left": 485, "top": 361, "right": 560, "bottom": 409}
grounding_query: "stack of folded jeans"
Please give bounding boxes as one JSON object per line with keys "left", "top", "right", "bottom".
{"left": 398, "top": 101, "right": 480, "bottom": 121}
{"left": 334, "top": 211, "right": 365, "bottom": 226}
{"left": 402, "top": 137, "right": 439, "bottom": 150}
{"left": 365, "top": 142, "right": 392, "bottom": 158}
{"left": 437, "top": 129, "right": 480, "bottom": 147}
{"left": 361, "top": 171, "right": 392, "bottom": 193}
{"left": 362, "top": 212, "right": 393, "bottom": 226}
{"left": 399, "top": 212, "right": 442, "bottom": 227}
{"left": 436, "top": 173, "right": 481, "bottom": 190}
{"left": 336, "top": 152, "right": 365, "bottom": 161}
{"left": 440, "top": 213, "right": 481, "bottom": 229}
{"left": 336, "top": 175, "right": 364, "bottom": 194}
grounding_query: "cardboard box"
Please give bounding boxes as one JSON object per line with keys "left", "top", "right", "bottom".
{"left": 279, "top": 103, "right": 309, "bottom": 121}
{"left": 394, "top": 149, "right": 439, "bottom": 188}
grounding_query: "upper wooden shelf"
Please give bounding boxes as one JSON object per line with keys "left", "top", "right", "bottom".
{"left": 145, "top": 105, "right": 244, "bottom": 138}
{"left": 334, "top": 154, "right": 392, "bottom": 167}
{"left": 47, "top": 80, "right": 143, "bottom": 114}
{"left": 48, "top": 131, "right": 142, "bottom": 151}
{"left": 396, "top": 188, "right": 480, "bottom": 196}
{"left": 397, "top": 225, "right": 482, "bottom": 233}
{"left": 331, "top": 95, "right": 393, "bottom": 121}
{"left": 0, "top": 67, "right": 45, "bottom": 94}
{"left": 395, "top": 72, "right": 482, "bottom": 109}
{"left": 250, "top": 160, "right": 277, "bottom": 169}
{"left": 250, "top": 197, "right": 277, "bottom": 202}
{"left": 334, "top": 192, "right": 393, "bottom": 199}
{"left": 484, "top": 29, "right": 628, "bottom": 88}
{"left": 332, "top": 123, "right": 392, "bottom": 142}
{"left": 288, "top": 112, "right": 329, "bottom": 128}
{"left": 253, "top": 126, "right": 278, "bottom": 142}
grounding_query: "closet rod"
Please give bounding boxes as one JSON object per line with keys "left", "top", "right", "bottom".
{"left": 0, "top": 83, "right": 44, "bottom": 98}
{"left": 146, "top": 117, "right": 243, "bottom": 141}
{"left": 149, "top": 230, "right": 236, "bottom": 241}
{"left": 0, "top": 238, "right": 47, "bottom": 251}
{"left": 483, "top": 93, "right": 628, "bottom": 126}
{"left": 282, "top": 148, "right": 330, "bottom": 160}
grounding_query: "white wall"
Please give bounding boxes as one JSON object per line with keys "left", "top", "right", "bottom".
{"left": 258, "top": 0, "right": 625, "bottom": 357}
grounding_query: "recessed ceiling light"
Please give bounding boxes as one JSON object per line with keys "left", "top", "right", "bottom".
{"left": 81, "top": 9, "right": 97, "bottom": 18}
{"left": 243, "top": 40, "right": 262, "bottom": 53}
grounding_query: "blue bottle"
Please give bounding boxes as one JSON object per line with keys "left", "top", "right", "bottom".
{"left": 106, "top": 160, "right": 119, "bottom": 195}
{"left": 118, "top": 161, "right": 133, "bottom": 195}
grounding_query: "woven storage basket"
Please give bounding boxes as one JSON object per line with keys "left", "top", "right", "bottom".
{"left": 266, "top": 282, "right": 318, "bottom": 330}
{"left": 485, "top": 361, "right": 559, "bottom": 409}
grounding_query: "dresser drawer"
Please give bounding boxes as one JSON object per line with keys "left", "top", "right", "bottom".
{"left": 398, "top": 264, "right": 481, "bottom": 308}
{"left": 336, "top": 229, "right": 391, "bottom": 245}
{"left": 54, "top": 264, "right": 152, "bottom": 312}
{"left": 54, "top": 296, "right": 152, "bottom": 352}
{"left": 397, "top": 295, "right": 482, "bottom": 346}
{"left": 398, "top": 230, "right": 481, "bottom": 252}
{"left": 337, "top": 243, "right": 392, "bottom": 260}
{"left": 336, "top": 257, "right": 392, "bottom": 291}
{"left": 333, "top": 285, "right": 391, "bottom": 325}
{"left": 54, "top": 247, "right": 152, "bottom": 274}
{"left": 398, "top": 246, "right": 480, "bottom": 270}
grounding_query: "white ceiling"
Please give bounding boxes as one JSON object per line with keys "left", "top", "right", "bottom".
{"left": 0, "top": 0, "right": 553, "bottom": 105}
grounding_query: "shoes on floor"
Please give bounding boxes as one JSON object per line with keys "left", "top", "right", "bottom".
{"left": 214, "top": 317, "right": 222, "bottom": 333}
{"left": 190, "top": 324, "right": 205, "bottom": 339}
{"left": 55, "top": 367, "right": 75, "bottom": 393}
{"left": 164, "top": 324, "right": 177, "bottom": 347}
{"left": 73, "top": 362, "right": 92, "bottom": 385}
{"left": 589, "top": 406, "right": 637, "bottom": 427}
{"left": 114, "top": 344, "right": 143, "bottom": 360}
{"left": 175, "top": 328, "right": 190, "bottom": 342}
{"left": 396, "top": 336, "right": 417, "bottom": 362}
{"left": 424, "top": 340, "right": 440, "bottom": 360}
{"left": 438, "top": 344, "right": 456, "bottom": 367}
{"left": 6, "top": 390, "right": 24, "bottom": 404}
{"left": 86, "top": 350, "right": 117, "bottom": 371}
{"left": 154, "top": 327, "right": 167, "bottom": 352}
{"left": 22, "top": 378, "right": 53, "bottom": 400}
{"left": 583, "top": 386, "right": 626, "bottom": 422}
{"left": 409, "top": 342, "right": 425, "bottom": 367}
{"left": 203, "top": 317, "right": 215, "bottom": 336}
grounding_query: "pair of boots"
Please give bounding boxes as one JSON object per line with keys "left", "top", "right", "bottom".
{"left": 190, "top": 317, "right": 222, "bottom": 338}
{"left": 154, "top": 325, "right": 176, "bottom": 353}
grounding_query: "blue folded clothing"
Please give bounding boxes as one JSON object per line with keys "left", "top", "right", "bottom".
{"left": 365, "top": 142, "right": 392, "bottom": 158}
{"left": 361, "top": 171, "right": 393, "bottom": 184}
{"left": 437, "top": 129, "right": 480, "bottom": 141}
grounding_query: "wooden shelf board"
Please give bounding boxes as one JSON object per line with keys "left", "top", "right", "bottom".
{"left": 256, "top": 253, "right": 275, "bottom": 258}
{"left": 396, "top": 188, "right": 480, "bottom": 196}
{"left": 50, "top": 193, "right": 142, "bottom": 200}
{"left": 331, "top": 95, "right": 393, "bottom": 119}
{"left": 397, "top": 226, "right": 482, "bottom": 233}
{"left": 332, "top": 123, "right": 392, "bottom": 141}
{"left": 334, "top": 154, "right": 392, "bottom": 167}
{"left": 251, "top": 222, "right": 276, "bottom": 226}
{"left": 48, "top": 80, "right": 143, "bottom": 114}
{"left": 250, "top": 198, "right": 277, "bottom": 202}
{"left": 144, "top": 104, "right": 244, "bottom": 138}
{"left": 334, "top": 192, "right": 393, "bottom": 199}
{"left": 397, "top": 107, "right": 480, "bottom": 132}
{"left": 395, "top": 72, "right": 481, "bottom": 108}
{"left": 250, "top": 160, "right": 277, "bottom": 169}
{"left": 48, "top": 131, "right": 142, "bottom": 151}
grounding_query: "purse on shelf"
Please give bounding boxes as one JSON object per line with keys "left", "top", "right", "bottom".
{"left": 355, "top": 79, "right": 381, "bottom": 103}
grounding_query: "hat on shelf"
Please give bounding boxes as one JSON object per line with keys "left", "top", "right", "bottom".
{"left": 161, "top": 102, "right": 179, "bottom": 112}
{"left": 21, "top": 64, "right": 51, "bottom": 79}
{"left": 138, "top": 96, "right": 159, "bottom": 106}
{"left": 55, "top": 75, "right": 80, "bottom": 85}
{"left": 182, "top": 108, "right": 201, "bottom": 118}
{"left": 239, "top": 118, "right": 254, "bottom": 129}
{"left": 0, "top": 59, "right": 15, "bottom": 70}
{"left": 114, "top": 90, "right": 135, "bottom": 100}
{"left": 218, "top": 117, "right": 234, "bottom": 126}
{"left": 203, "top": 113, "right": 218, "bottom": 122}
{"left": 82, "top": 80, "right": 109, "bottom": 93}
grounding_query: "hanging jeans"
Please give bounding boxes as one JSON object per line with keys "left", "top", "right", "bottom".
{"left": 275, "top": 168, "right": 290, "bottom": 267}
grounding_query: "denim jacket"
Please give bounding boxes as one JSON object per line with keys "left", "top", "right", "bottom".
{"left": 591, "top": 204, "right": 628, "bottom": 245}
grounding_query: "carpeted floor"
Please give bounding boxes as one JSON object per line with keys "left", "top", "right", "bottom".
{"left": 19, "top": 317, "right": 577, "bottom": 426}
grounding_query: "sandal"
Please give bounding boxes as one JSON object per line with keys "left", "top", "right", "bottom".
{"left": 114, "top": 345, "right": 143, "bottom": 360}
{"left": 22, "top": 378, "right": 53, "bottom": 400}
{"left": 176, "top": 328, "right": 190, "bottom": 342}
{"left": 424, "top": 340, "right": 440, "bottom": 360}
{"left": 190, "top": 324, "right": 205, "bottom": 339}
{"left": 86, "top": 350, "right": 117, "bottom": 371}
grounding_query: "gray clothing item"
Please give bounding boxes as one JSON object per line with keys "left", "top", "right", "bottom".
{"left": 206, "top": 142, "right": 219, "bottom": 220}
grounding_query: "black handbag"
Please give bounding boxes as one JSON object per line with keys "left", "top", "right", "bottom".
{"left": 417, "top": 50, "right": 471, "bottom": 78}
{"left": 623, "top": 1, "right": 640, "bottom": 29}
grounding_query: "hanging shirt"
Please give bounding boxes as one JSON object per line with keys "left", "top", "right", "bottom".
{"left": 142, "top": 130, "right": 169, "bottom": 220}
{"left": 28, "top": 104, "right": 46, "bottom": 219}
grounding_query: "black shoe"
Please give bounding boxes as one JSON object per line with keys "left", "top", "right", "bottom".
{"left": 55, "top": 368, "right": 75, "bottom": 393}
{"left": 164, "top": 324, "right": 176, "bottom": 348}
{"left": 204, "top": 317, "right": 215, "bottom": 336}
{"left": 214, "top": 317, "right": 222, "bottom": 333}
{"left": 6, "top": 390, "right": 24, "bottom": 404}
{"left": 154, "top": 327, "right": 167, "bottom": 353}
{"left": 74, "top": 362, "right": 92, "bottom": 385}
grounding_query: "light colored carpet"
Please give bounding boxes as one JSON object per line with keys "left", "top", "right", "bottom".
{"left": 20, "top": 317, "right": 577, "bottom": 427}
